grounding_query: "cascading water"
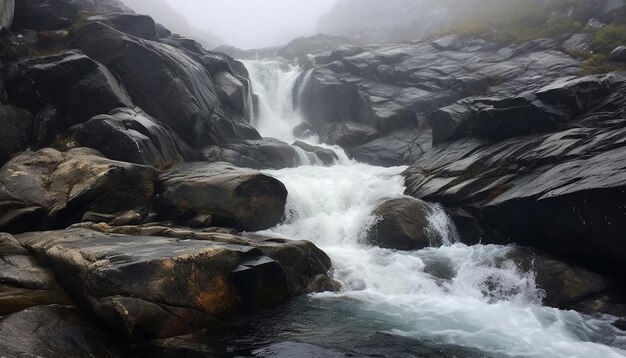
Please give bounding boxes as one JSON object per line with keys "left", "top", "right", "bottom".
{"left": 236, "top": 59, "right": 626, "bottom": 357}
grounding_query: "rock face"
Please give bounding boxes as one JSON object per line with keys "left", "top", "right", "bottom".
{"left": 296, "top": 37, "right": 580, "bottom": 164}
{"left": 5, "top": 50, "right": 133, "bottom": 128}
{"left": 366, "top": 197, "right": 445, "bottom": 250}
{"left": 403, "top": 74, "right": 626, "bottom": 276}
{"left": 75, "top": 21, "right": 260, "bottom": 149}
{"left": 292, "top": 141, "right": 338, "bottom": 166}
{"left": 15, "top": 226, "right": 335, "bottom": 340}
{"left": 0, "top": 233, "right": 71, "bottom": 315}
{"left": 201, "top": 138, "right": 299, "bottom": 170}
{"left": 13, "top": 0, "right": 79, "bottom": 31}
{"left": 72, "top": 107, "right": 195, "bottom": 168}
{"left": 0, "top": 148, "right": 156, "bottom": 233}
{"left": 505, "top": 247, "right": 625, "bottom": 316}
{"left": 0, "top": 305, "right": 124, "bottom": 357}
{"left": 155, "top": 162, "right": 287, "bottom": 231}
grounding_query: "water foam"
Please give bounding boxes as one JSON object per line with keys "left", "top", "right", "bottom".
{"left": 245, "top": 60, "right": 626, "bottom": 357}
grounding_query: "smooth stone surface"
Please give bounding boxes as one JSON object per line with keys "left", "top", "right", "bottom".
{"left": 201, "top": 138, "right": 299, "bottom": 170}
{"left": 0, "top": 147, "right": 156, "bottom": 233}
{"left": 155, "top": 162, "right": 287, "bottom": 231}
{"left": 15, "top": 226, "right": 335, "bottom": 340}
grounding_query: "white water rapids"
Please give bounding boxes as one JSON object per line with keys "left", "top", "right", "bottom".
{"left": 241, "top": 59, "right": 626, "bottom": 357}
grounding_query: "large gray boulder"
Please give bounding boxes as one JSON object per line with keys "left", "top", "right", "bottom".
{"left": 76, "top": 21, "right": 260, "bottom": 148}
{"left": 155, "top": 162, "right": 287, "bottom": 231}
{"left": 0, "top": 148, "right": 156, "bottom": 233}
{"left": 72, "top": 107, "right": 196, "bottom": 168}
{"left": 15, "top": 226, "right": 336, "bottom": 340}
{"left": 366, "top": 197, "right": 449, "bottom": 250}
{"left": 609, "top": 46, "right": 626, "bottom": 62}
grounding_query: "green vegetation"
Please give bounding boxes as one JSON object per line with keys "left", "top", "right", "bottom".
{"left": 439, "top": 0, "right": 626, "bottom": 74}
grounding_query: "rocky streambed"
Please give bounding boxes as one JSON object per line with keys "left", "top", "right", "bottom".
{"left": 1, "top": 0, "right": 626, "bottom": 356}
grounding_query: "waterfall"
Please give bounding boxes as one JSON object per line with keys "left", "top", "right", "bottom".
{"left": 242, "top": 59, "right": 308, "bottom": 142}
{"left": 241, "top": 60, "right": 626, "bottom": 357}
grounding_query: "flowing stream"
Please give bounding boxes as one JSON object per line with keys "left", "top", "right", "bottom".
{"left": 230, "top": 60, "right": 626, "bottom": 357}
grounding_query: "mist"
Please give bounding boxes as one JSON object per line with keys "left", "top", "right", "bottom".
{"left": 157, "top": 0, "right": 338, "bottom": 49}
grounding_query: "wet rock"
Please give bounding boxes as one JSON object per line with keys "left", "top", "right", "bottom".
{"left": 505, "top": 247, "right": 623, "bottom": 313}
{"left": 0, "top": 233, "right": 71, "bottom": 314}
{"left": 563, "top": 33, "right": 591, "bottom": 53}
{"left": 201, "top": 138, "right": 298, "bottom": 170}
{"left": 350, "top": 127, "right": 432, "bottom": 166}
{"left": 292, "top": 141, "right": 338, "bottom": 166}
{"left": 0, "top": 147, "right": 156, "bottom": 233}
{"left": 431, "top": 35, "right": 462, "bottom": 51}
{"left": 320, "top": 121, "right": 380, "bottom": 148}
{"left": 0, "top": 305, "right": 123, "bottom": 357}
{"left": 155, "top": 162, "right": 287, "bottom": 231}
{"left": 297, "top": 38, "right": 580, "bottom": 163}
{"left": 609, "top": 46, "right": 626, "bottom": 62}
{"left": 366, "top": 197, "right": 440, "bottom": 251}
{"left": 15, "top": 226, "right": 334, "bottom": 340}
{"left": 277, "top": 34, "right": 360, "bottom": 60}
{"left": 403, "top": 74, "right": 626, "bottom": 276}
{"left": 76, "top": 21, "right": 260, "bottom": 148}
{"left": 73, "top": 107, "right": 195, "bottom": 168}
{"left": 293, "top": 122, "right": 316, "bottom": 139}
{"left": 214, "top": 71, "right": 248, "bottom": 117}
{"left": 13, "top": 0, "right": 79, "bottom": 31}
{"left": 0, "top": 104, "right": 33, "bottom": 165}
{"left": 86, "top": 13, "right": 158, "bottom": 40}
{"left": 5, "top": 50, "right": 133, "bottom": 123}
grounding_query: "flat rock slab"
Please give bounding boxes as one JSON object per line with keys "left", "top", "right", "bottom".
{"left": 15, "top": 226, "right": 334, "bottom": 340}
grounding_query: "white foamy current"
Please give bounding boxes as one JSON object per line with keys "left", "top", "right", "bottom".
{"left": 245, "top": 59, "right": 626, "bottom": 357}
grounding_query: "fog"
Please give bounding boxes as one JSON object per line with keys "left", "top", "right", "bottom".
{"left": 159, "top": 0, "right": 338, "bottom": 49}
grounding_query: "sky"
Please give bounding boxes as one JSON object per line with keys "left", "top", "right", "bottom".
{"left": 162, "top": 0, "right": 339, "bottom": 49}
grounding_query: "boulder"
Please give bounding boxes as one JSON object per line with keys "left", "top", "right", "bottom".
{"left": 0, "top": 104, "right": 33, "bottom": 164}
{"left": 292, "top": 141, "right": 338, "bottom": 166}
{"left": 0, "top": 305, "right": 123, "bottom": 357}
{"left": 563, "top": 33, "right": 591, "bottom": 53}
{"left": 293, "top": 122, "right": 316, "bottom": 139}
{"left": 155, "top": 162, "right": 287, "bottom": 231}
{"left": 5, "top": 50, "right": 133, "bottom": 123}
{"left": 72, "top": 107, "right": 196, "bottom": 168}
{"left": 366, "top": 197, "right": 447, "bottom": 250}
{"left": 15, "top": 226, "right": 335, "bottom": 340}
{"left": 12, "top": 0, "right": 79, "bottom": 31}
{"left": 76, "top": 22, "right": 260, "bottom": 148}
{"left": 349, "top": 127, "right": 432, "bottom": 166}
{"left": 320, "top": 121, "right": 380, "bottom": 148}
{"left": 86, "top": 13, "right": 157, "bottom": 40}
{"left": 214, "top": 71, "right": 248, "bottom": 117}
{"left": 0, "top": 147, "right": 156, "bottom": 233}
{"left": 201, "top": 138, "right": 299, "bottom": 170}
{"left": 505, "top": 247, "right": 624, "bottom": 314}
{"left": 609, "top": 46, "right": 626, "bottom": 62}
{"left": 0, "top": 233, "right": 71, "bottom": 315}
